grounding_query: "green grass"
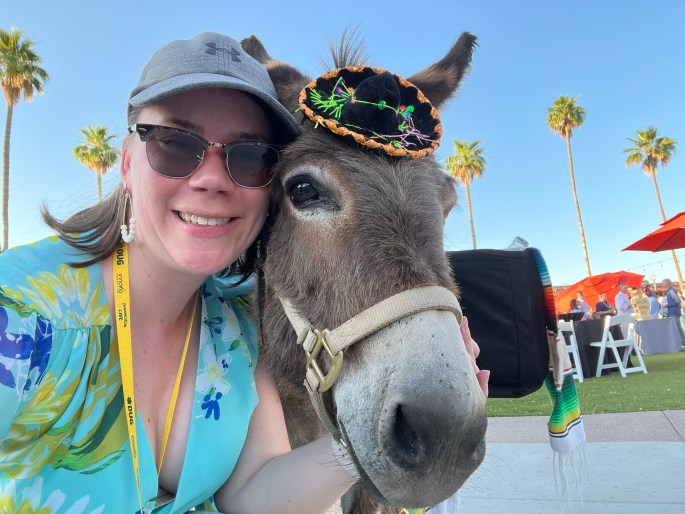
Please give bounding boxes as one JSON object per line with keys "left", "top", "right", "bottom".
{"left": 486, "top": 350, "right": 685, "bottom": 417}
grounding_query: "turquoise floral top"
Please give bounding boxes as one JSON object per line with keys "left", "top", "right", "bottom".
{"left": 0, "top": 236, "right": 259, "bottom": 513}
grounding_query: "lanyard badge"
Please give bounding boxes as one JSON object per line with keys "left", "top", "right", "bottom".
{"left": 112, "top": 242, "right": 197, "bottom": 513}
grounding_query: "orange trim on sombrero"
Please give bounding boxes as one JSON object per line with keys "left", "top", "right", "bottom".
{"left": 298, "top": 66, "right": 441, "bottom": 159}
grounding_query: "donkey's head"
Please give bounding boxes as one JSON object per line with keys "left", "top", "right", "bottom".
{"left": 243, "top": 33, "right": 486, "bottom": 509}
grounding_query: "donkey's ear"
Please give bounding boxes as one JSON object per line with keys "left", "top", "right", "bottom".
{"left": 241, "top": 36, "right": 310, "bottom": 112}
{"left": 407, "top": 32, "right": 477, "bottom": 110}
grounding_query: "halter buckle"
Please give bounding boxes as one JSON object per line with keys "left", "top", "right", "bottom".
{"left": 306, "top": 329, "right": 344, "bottom": 392}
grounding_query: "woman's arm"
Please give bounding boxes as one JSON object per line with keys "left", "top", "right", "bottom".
{"left": 214, "top": 364, "right": 356, "bottom": 514}
{"left": 0, "top": 291, "right": 45, "bottom": 438}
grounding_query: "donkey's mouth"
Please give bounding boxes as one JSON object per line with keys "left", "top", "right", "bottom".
{"left": 338, "top": 423, "right": 390, "bottom": 504}
{"left": 176, "top": 211, "right": 232, "bottom": 226}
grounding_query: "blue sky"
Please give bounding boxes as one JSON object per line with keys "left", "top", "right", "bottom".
{"left": 4, "top": 0, "right": 684, "bottom": 285}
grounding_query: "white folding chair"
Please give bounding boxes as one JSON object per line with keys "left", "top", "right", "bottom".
{"left": 558, "top": 321, "right": 583, "bottom": 382}
{"left": 589, "top": 315, "right": 648, "bottom": 377}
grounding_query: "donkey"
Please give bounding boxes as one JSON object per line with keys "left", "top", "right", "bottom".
{"left": 242, "top": 33, "right": 486, "bottom": 513}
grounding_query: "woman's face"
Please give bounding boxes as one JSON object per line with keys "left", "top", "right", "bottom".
{"left": 121, "top": 87, "right": 274, "bottom": 277}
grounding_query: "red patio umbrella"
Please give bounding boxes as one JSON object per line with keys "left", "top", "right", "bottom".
{"left": 623, "top": 211, "right": 685, "bottom": 252}
{"left": 554, "top": 270, "right": 645, "bottom": 315}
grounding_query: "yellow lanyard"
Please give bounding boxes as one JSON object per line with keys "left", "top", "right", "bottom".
{"left": 112, "top": 242, "right": 198, "bottom": 511}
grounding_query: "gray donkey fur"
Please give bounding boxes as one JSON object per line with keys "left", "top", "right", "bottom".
{"left": 242, "top": 32, "right": 486, "bottom": 514}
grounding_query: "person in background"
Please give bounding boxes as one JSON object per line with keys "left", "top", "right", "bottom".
{"left": 642, "top": 280, "right": 661, "bottom": 319}
{"left": 614, "top": 283, "right": 634, "bottom": 316}
{"left": 658, "top": 291, "right": 668, "bottom": 316}
{"left": 662, "top": 278, "right": 685, "bottom": 346}
{"left": 595, "top": 292, "right": 616, "bottom": 317}
{"left": 569, "top": 298, "right": 583, "bottom": 313}
{"left": 629, "top": 286, "right": 652, "bottom": 320}
{"left": 575, "top": 291, "right": 593, "bottom": 320}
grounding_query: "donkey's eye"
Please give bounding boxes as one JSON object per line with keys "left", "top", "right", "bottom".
{"left": 284, "top": 172, "right": 338, "bottom": 211}
{"left": 288, "top": 181, "right": 321, "bottom": 206}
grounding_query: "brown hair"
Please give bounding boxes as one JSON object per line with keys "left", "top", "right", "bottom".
{"left": 41, "top": 183, "right": 126, "bottom": 267}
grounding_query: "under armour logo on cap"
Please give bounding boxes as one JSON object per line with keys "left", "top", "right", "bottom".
{"left": 205, "top": 42, "right": 241, "bottom": 61}
{"left": 128, "top": 32, "right": 301, "bottom": 138}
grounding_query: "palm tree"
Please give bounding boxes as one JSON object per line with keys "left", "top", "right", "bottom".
{"left": 73, "top": 125, "right": 120, "bottom": 201}
{"left": 546, "top": 95, "right": 592, "bottom": 277}
{"left": 0, "top": 27, "right": 48, "bottom": 252}
{"left": 445, "top": 139, "right": 486, "bottom": 249}
{"left": 624, "top": 126, "right": 683, "bottom": 293}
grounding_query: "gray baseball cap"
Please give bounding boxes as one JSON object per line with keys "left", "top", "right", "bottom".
{"left": 128, "top": 32, "right": 301, "bottom": 139}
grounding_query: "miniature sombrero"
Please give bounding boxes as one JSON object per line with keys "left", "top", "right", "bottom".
{"left": 298, "top": 66, "right": 442, "bottom": 158}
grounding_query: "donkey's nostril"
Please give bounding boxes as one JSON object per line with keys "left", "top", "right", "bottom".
{"left": 387, "top": 404, "right": 428, "bottom": 468}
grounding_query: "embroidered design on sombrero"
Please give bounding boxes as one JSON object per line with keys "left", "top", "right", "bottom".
{"left": 298, "top": 66, "right": 442, "bottom": 158}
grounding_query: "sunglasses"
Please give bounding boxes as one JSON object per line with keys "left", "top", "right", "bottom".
{"left": 127, "top": 123, "right": 280, "bottom": 188}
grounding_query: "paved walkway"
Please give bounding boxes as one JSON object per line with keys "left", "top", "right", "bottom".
{"left": 459, "top": 410, "right": 685, "bottom": 513}
{"left": 326, "top": 410, "right": 684, "bottom": 513}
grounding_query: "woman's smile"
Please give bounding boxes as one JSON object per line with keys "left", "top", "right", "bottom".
{"left": 177, "top": 211, "right": 232, "bottom": 226}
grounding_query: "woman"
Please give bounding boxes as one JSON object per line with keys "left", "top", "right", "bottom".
{"left": 569, "top": 299, "right": 583, "bottom": 313}
{"left": 575, "top": 291, "right": 593, "bottom": 320}
{"left": 642, "top": 281, "right": 661, "bottom": 319}
{"left": 0, "top": 32, "right": 353, "bottom": 514}
{"left": 0, "top": 32, "right": 486, "bottom": 513}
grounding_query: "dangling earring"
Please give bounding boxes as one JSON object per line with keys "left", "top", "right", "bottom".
{"left": 120, "top": 191, "right": 136, "bottom": 243}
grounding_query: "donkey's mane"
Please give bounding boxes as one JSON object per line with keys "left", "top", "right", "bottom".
{"left": 321, "top": 27, "right": 368, "bottom": 70}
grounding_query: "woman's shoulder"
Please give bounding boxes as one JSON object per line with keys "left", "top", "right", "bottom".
{"left": 0, "top": 236, "right": 108, "bottom": 327}
{"left": 2, "top": 235, "right": 82, "bottom": 274}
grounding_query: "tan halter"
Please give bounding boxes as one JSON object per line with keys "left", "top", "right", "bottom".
{"left": 279, "top": 285, "right": 463, "bottom": 441}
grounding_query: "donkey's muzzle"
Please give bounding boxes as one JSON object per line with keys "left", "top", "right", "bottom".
{"left": 333, "top": 308, "right": 487, "bottom": 507}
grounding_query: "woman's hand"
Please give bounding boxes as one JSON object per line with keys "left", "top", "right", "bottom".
{"left": 460, "top": 316, "right": 489, "bottom": 398}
